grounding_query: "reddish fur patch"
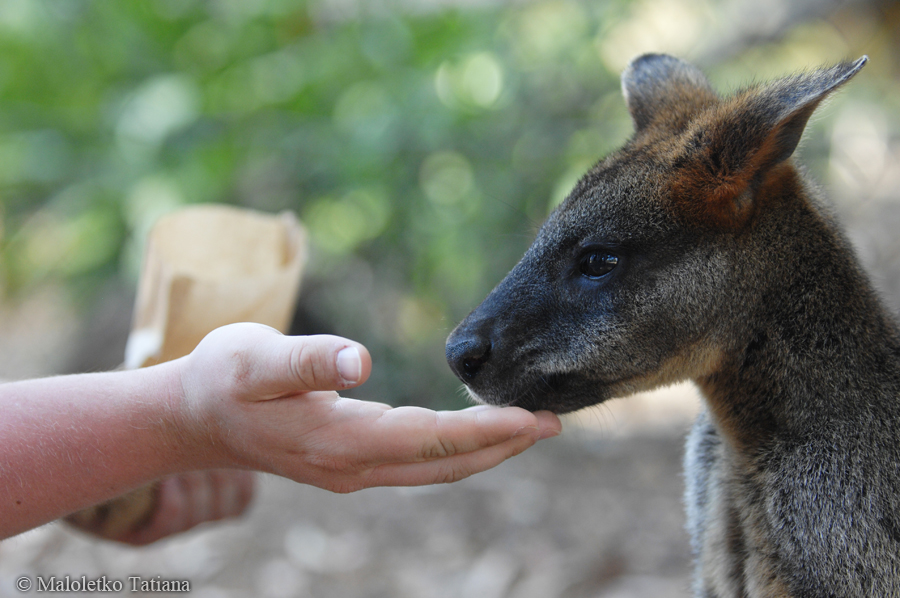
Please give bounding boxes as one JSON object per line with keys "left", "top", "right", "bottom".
{"left": 667, "top": 159, "right": 798, "bottom": 231}
{"left": 661, "top": 95, "right": 801, "bottom": 230}
{"left": 668, "top": 165, "right": 753, "bottom": 229}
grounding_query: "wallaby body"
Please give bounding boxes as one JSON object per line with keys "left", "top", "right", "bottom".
{"left": 446, "top": 55, "right": 900, "bottom": 596}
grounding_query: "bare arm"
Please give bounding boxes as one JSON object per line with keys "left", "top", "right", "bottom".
{"left": 0, "top": 363, "right": 191, "bottom": 538}
{"left": 0, "top": 323, "right": 561, "bottom": 541}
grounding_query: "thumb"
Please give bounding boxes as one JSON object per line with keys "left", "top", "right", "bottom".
{"left": 253, "top": 334, "right": 373, "bottom": 397}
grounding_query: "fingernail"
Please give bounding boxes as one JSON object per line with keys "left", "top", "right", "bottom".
{"left": 336, "top": 347, "right": 362, "bottom": 384}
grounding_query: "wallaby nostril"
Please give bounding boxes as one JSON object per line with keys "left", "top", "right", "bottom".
{"left": 462, "top": 351, "right": 489, "bottom": 379}
{"left": 446, "top": 334, "right": 492, "bottom": 382}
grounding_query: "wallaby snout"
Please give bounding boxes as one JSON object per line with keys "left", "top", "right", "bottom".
{"left": 445, "top": 266, "right": 571, "bottom": 411}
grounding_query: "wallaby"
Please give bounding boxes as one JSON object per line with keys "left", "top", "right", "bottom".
{"left": 445, "top": 54, "right": 900, "bottom": 597}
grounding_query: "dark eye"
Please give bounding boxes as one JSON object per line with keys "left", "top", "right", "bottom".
{"left": 578, "top": 251, "right": 618, "bottom": 279}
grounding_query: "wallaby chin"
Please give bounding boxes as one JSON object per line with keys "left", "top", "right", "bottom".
{"left": 446, "top": 55, "right": 900, "bottom": 597}
{"left": 454, "top": 357, "right": 697, "bottom": 414}
{"left": 463, "top": 377, "right": 616, "bottom": 415}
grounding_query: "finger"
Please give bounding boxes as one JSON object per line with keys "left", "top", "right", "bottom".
{"left": 249, "top": 334, "right": 373, "bottom": 398}
{"left": 459, "top": 407, "right": 563, "bottom": 439}
{"left": 349, "top": 405, "right": 546, "bottom": 466}
{"left": 208, "top": 470, "right": 237, "bottom": 518}
{"left": 181, "top": 471, "right": 213, "bottom": 528}
{"left": 210, "top": 469, "right": 255, "bottom": 518}
{"left": 236, "top": 470, "right": 255, "bottom": 512}
{"left": 533, "top": 410, "right": 563, "bottom": 439}
{"left": 344, "top": 432, "right": 540, "bottom": 491}
{"left": 116, "top": 470, "right": 255, "bottom": 546}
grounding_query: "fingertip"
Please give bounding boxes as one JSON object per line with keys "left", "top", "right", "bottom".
{"left": 275, "top": 335, "right": 373, "bottom": 392}
{"left": 470, "top": 405, "right": 541, "bottom": 439}
{"left": 335, "top": 342, "right": 372, "bottom": 387}
{"left": 533, "top": 410, "right": 563, "bottom": 439}
{"left": 357, "top": 343, "right": 372, "bottom": 380}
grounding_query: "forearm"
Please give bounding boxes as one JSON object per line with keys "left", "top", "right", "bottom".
{"left": 0, "top": 361, "right": 202, "bottom": 539}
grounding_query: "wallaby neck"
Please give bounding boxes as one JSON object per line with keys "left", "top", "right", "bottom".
{"left": 697, "top": 183, "right": 900, "bottom": 452}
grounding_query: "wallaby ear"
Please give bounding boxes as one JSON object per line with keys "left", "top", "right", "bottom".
{"left": 674, "top": 56, "right": 868, "bottom": 228}
{"left": 717, "top": 56, "right": 868, "bottom": 173}
{"left": 622, "top": 54, "right": 718, "bottom": 133}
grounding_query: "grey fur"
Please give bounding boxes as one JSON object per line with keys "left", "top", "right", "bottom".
{"left": 445, "top": 54, "right": 900, "bottom": 596}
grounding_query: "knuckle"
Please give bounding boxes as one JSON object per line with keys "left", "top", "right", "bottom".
{"left": 419, "top": 437, "right": 456, "bottom": 460}
{"left": 308, "top": 452, "right": 359, "bottom": 477}
{"left": 291, "top": 342, "right": 330, "bottom": 389}
{"left": 419, "top": 413, "right": 458, "bottom": 460}
{"left": 229, "top": 347, "right": 255, "bottom": 388}
{"left": 331, "top": 480, "right": 364, "bottom": 494}
{"left": 289, "top": 344, "right": 312, "bottom": 387}
{"left": 435, "top": 464, "right": 468, "bottom": 485}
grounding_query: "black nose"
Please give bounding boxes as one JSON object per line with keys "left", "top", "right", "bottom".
{"left": 446, "top": 333, "right": 492, "bottom": 382}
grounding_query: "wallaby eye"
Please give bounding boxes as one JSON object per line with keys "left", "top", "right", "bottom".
{"left": 578, "top": 251, "right": 619, "bottom": 279}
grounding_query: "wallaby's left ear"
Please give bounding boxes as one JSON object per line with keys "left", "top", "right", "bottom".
{"left": 622, "top": 54, "right": 718, "bottom": 134}
{"left": 675, "top": 56, "right": 867, "bottom": 227}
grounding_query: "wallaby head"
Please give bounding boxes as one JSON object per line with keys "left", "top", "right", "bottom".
{"left": 446, "top": 54, "right": 868, "bottom": 415}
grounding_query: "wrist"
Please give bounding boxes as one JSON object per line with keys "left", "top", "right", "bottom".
{"left": 116, "top": 360, "right": 210, "bottom": 475}
{"left": 154, "top": 356, "right": 226, "bottom": 472}
{"left": 165, "top": 353, "right": 254, "bottom": 472}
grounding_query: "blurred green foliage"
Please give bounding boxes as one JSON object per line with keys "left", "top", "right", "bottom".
{"left": 0, "top": 0, "right": 896, "bottom": 407}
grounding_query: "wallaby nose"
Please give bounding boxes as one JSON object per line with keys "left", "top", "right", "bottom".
{"left": 446, "top": 333, "right": 492, "bottom": 382}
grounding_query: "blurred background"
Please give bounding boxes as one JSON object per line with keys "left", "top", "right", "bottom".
{"left": 2, "top": 0, "right": 900, "bottom": 597}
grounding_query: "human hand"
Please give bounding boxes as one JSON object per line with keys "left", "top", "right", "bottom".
{"left": 176, "top": 324, "right": 561, "bottom": 493}
{"left": 66, "top": 470, "right": 254, "bottom": 546}
{"left": 122, "top": 470, "right": 254, "bottom": 545}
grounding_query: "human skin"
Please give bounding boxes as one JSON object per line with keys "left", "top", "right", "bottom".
{"left": 0, "top": 323, "right": 561, "bottom": 543}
